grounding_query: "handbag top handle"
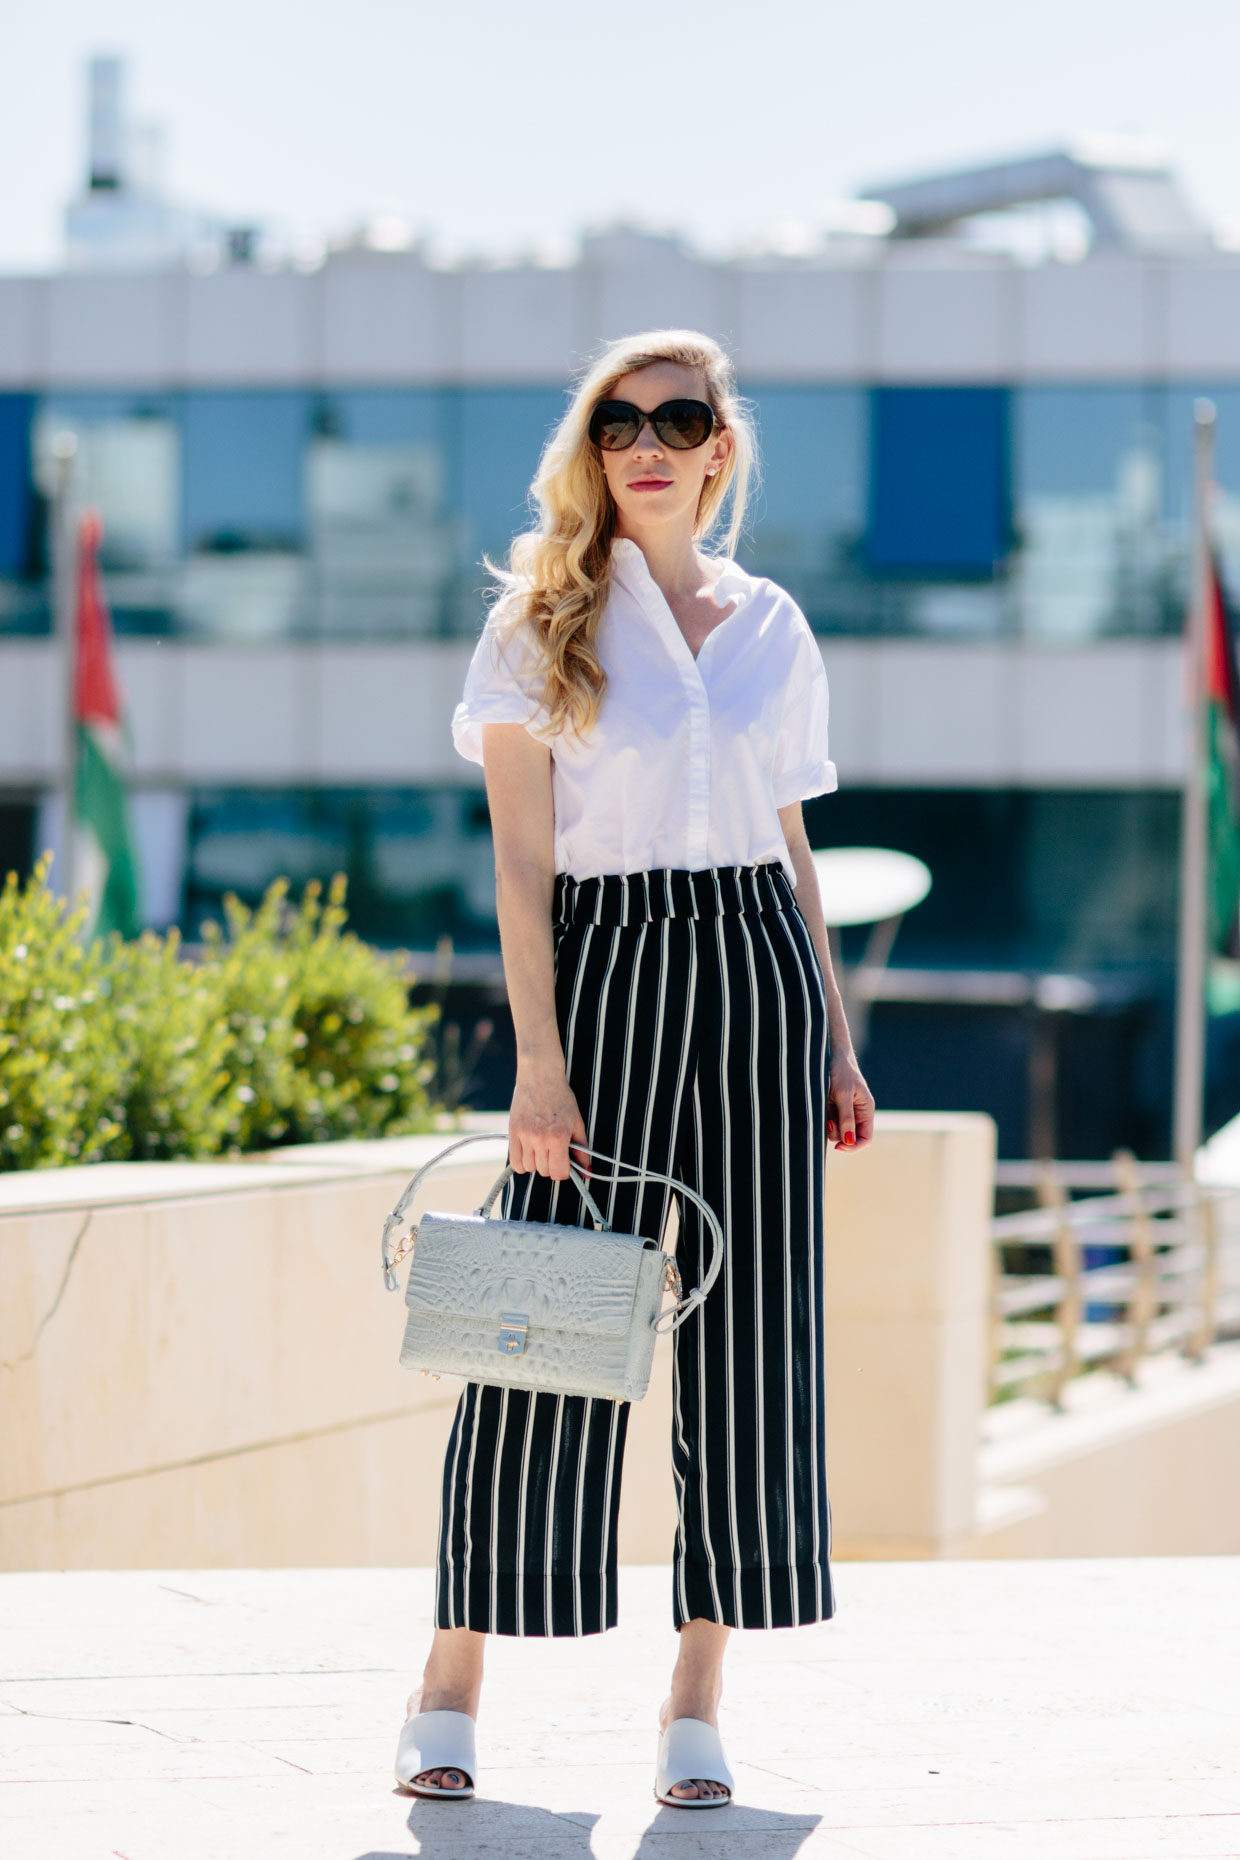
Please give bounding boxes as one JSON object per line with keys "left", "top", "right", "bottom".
{"left": 381, "top": 1131, "right": 725, "bottom": 1334}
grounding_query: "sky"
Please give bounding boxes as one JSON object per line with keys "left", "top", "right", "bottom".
{"left": 3, "top": 0, "right": 1240, "bottom": 271}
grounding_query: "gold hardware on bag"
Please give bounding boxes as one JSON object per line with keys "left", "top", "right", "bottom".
{"left": 498, "top": 1311, "right": 529, "bottom": 1355}
{"left": 390, "top": 1222, "right": 419, "bottom": 1268}
{"left": 420, "top": 1369, "right": 441, "bottom": 1380}
{"left": 665, "top": 1257, "right": 683, "bottom": 1298}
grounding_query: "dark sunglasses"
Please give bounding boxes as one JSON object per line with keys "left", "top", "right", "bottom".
{"left": 589, "top": 397, "right": 718, "bottom": 452}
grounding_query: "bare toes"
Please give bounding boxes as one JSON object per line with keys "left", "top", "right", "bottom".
{"left": 414, "top": 1766, "right": 466, "bottom": 1789}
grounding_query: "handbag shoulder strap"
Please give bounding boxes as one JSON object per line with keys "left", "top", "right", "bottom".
{"left": 382, "top": 1132, "right": 608, "bottom": 1290}
{"left": 381, "top": 1134, "right": 724, "bottom": 1333}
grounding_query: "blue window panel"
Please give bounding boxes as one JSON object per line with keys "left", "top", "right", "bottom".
{"left": 319, "top": 388, "right": 451, "bottom": 448}
{"left": 866, "top": 387, "right": 1011, "bottom": 577}
{"left": 1014, "top": 386, "right": 1154, "bottom": 501}
{"left": 181, "top": 391, "right": 311, "bottom": 551}
{"left": 0, "top": 395, "right": 34, "bottom": 576}
{"left": 456, "top": 388, "right": 568, "bottom": 567}
{"left": 740, "top": 385, "right": 867, "bottom": 572}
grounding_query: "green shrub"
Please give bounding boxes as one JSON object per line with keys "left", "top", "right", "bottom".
{"left": 102, "top": 928, "right": 235, "bottom": 1161}
{"left": 0, "top": 857, "right": 125, "bottom": 1170}
{"left": 279, "top": 874, "right": 438, "bottom": 1145}
{"left": 199, "top": 882, "right": 303, "bottom": 1151}
{"left": 0, "top": 862, "right": 440, "bottom": 1171}
{"left": 203, "top": 875, "right": 438, "bottom": 1151}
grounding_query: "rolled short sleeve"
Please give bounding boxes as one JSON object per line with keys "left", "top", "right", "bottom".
{"left": 451, "top": 599, "right": 550, "bottom": 766}
{"left": 771, "top": 618, "right": 838, "bottom": 807}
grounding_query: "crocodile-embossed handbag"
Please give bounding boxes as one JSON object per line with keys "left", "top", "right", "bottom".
{"left": 381, "top": 1133, "right": 724, "bottom": 1402}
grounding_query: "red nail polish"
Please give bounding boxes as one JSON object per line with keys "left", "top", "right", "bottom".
{"left": 844, "top": 1132, "right": 855, "bottom": 1146}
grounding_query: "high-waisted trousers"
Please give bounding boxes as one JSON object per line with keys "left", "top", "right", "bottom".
{"left": 434, "top": 862, "right": 835, "bottom": 1636}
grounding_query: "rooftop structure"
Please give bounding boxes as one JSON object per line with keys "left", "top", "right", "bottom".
{"left": 64, "top": 55, "right": 227, "bottom": 272}
{"left": 859, "top": 137, "right": 1216, "bottom": 255}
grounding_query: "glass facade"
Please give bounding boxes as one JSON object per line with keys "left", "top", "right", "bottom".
{"left": 2, "top": 380, "right": 1234, "bottom": 642}
{"left": 183, "top": 785, "right": 498, "bottom": 949}
{"left": 167, "top": 780, "right": 1182, "bottom": 976}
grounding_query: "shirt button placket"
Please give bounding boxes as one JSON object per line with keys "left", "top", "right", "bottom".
{"left": 686, "top": 669, "right": 710, "bottom": 869}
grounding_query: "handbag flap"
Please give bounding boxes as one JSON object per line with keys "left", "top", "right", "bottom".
{"left": 405, "top": 1210, "right": 655, "bottom": 1338}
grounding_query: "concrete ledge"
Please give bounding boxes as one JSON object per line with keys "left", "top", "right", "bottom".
{"left": 1, "top": 1111, "right": 1001, "bottom": 1572}
{"left": 971, "top": 1343, "right": 1240, "bottom": 1557}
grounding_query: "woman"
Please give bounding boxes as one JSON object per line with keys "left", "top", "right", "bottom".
{"left": 396, "top": 328, "right": 875, "bottom": 1808}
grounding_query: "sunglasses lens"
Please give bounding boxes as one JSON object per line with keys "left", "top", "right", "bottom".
{"left": 590, "top": 402, "right": 640, "bottom": 450}
{"left": 655, "top": 400, "right": 715, "bottom": 449}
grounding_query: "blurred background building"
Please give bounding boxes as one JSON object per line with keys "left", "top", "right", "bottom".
{"left": 3, "top": 56, "right": 1240, "bottom": 1156}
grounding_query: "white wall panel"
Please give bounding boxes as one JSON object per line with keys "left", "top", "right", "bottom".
{"left": 872, "top": 643, "right": 1012, "bottom": 782}
{"left": 735, "top": 267, "right": 871, "bottom": 379}
{"left": 0, "top": 638, "right": 1191, "bottom": 788}
{"left": 1018, "top": 259, "right": 1154, "bottom": 378}
{"left": 1165, "top": 260, "right": 1240, "bottom": 376}
{"left": 815, "top": 640, "right": 881, "bottom": 783}
{"left": 586, "top": 243, "right": 730, "bottom": 352}
{"left": 313, "top": 645, "right": 474, "bottom": 781}
{"left": 114, "top": 643, "right": 186, "bottom": 775}
{"left": 0, "top": 281, "right": 44, "bottom": 386}
{"left": 1145, "top": 638, "right": 1189, "bottom": 781}
{"left": 1014, "top": 646, "right": 1151, "bottom": 783}
{"left": 10, "top": 249, "right": 1240, "bottom": 390}
{"left": 46, "top": 275, "right": 178, "bottom": 385}
{"left": 319, "top": 255, "right": 439, "bottom": 381}
{"left": 876, "top": 261, "right": 1012, "bottom": 381}
{"left": 0, "top": 643, "right": 59, "bottom": 779}
{"left": 177, "top": 648, "right": 311, "bottom": 778}
{"left": 459, "top": 268, "right": 581, "bottom": 380}
{"left": 183, "top": 271, "right": 315, "bottom": 383}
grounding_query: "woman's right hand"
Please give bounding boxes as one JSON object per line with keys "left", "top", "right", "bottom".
{"left": 508, "top": 1058, "right": 588, "bottom": 1180}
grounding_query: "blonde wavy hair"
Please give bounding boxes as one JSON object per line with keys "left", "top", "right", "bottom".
{"left": 487, "top": 328, "right": 757, "bottom": 738}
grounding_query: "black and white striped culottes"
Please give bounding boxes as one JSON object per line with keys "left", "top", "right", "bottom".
{"left": 435, "top": 862, "right": 835, "bottom": 1636}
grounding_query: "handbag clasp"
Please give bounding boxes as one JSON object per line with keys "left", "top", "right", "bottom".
{"left": 498, "top": 1311, "right": 529, "bottom": 1356}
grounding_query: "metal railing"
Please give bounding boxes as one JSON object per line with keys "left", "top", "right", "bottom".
{"left": 988, "top": 1151, "right": 1240, "bottom": 1407}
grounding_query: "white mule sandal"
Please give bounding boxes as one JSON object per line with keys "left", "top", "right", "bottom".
{"left": 655, "top": 1715, "right": 734, "bottom": 1808}
{"left": 394, "top": 1709, "right": 476, "bottom": 1798}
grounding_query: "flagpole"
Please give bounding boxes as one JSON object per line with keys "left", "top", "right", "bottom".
{"left": 50, "top": 432, "right": 79, "bottom": 904}
{"left": 1172, "top": 400, "right": 1216, "bottom": 1173}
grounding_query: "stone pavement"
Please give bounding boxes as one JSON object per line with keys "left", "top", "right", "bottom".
{"left": 1, "top": 1559, "right": 1238, "bottom": 1860}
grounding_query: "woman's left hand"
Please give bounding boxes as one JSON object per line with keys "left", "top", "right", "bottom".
{"left": 827, "top": 1051, "right": 875, "bottom": 1152}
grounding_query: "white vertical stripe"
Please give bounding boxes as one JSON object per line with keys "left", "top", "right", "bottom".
{"left": 439, "top": 1396, "right": 468, "bottom": 1628}
{"left": 514, "top": 1393, "right": 536, "bottom": 1636}
{"left": 458, "top": 1388, "right": 484, "bottom": 1629}
{"left": 734, "top": 909, "right": 773, "bottom": 1627}
{"left": 688, "top": 1062, "right": 726, "bottom": 1622}
{"left": 571, "top": 1398, "right": 592, "bottom": 1636}
{"left": 543, "top": 1394, "right": 566, "bottom": 1632}
{"left": 489, "top": 1388, "right": 511, "bottom": 1630}
{"left": 772, "top": 902, "right": 829, "bottom": 1618}
{"left": 759, "top": 905, "right": 799, "bottom": 1621}
{"left": 597, "top": 1399, "right": 622, "bottom": 1630}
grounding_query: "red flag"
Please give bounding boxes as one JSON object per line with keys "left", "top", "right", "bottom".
{"left": 74, "top": 508, "right": 123, "bottom": 729}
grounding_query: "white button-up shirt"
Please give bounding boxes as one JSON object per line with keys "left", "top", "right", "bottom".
{"left": 452, "top": 537, "right": 837, "bottom": 884}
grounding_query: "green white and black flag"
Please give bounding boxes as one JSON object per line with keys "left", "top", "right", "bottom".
{"left": 73, "top": 509, "right": 140, "bottom": 938}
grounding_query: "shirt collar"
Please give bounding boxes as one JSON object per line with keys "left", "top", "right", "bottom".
{"left": 609, "top": 536, "right": 752, "bottom": 610}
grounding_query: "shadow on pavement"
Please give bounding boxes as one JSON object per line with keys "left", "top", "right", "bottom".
{"left": 635, "top": 1805, "right": 822, "bottom": 1854}
{"left": 353, "top": 1803, "right": 601, "bottom": 1859}
{"left": 348, "top": 1796, "right": 821, "bottom": 1858}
